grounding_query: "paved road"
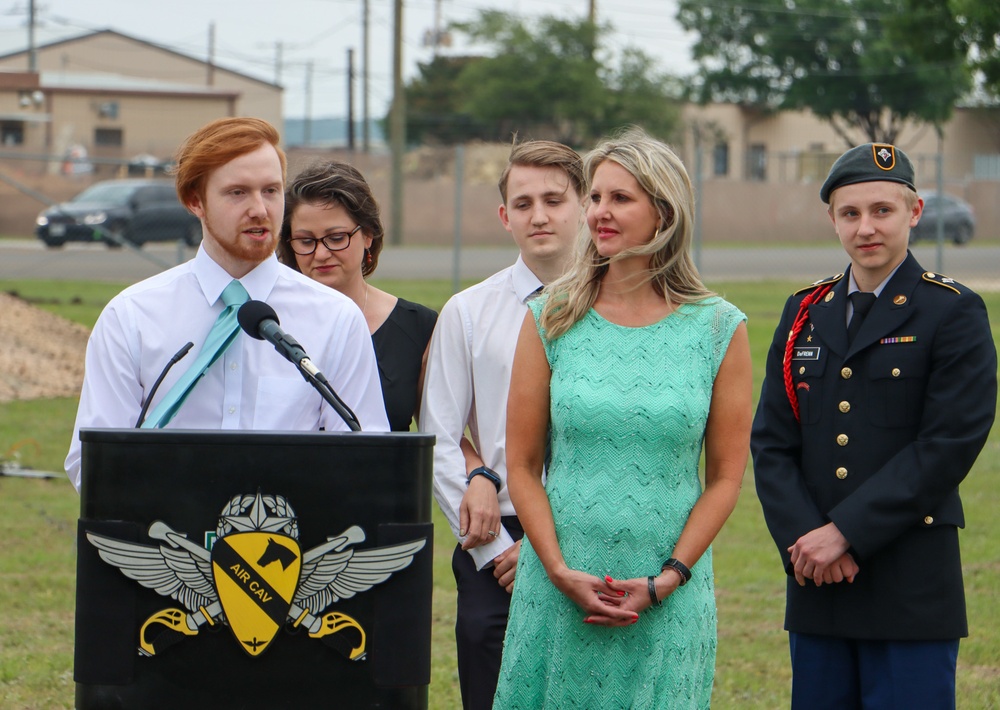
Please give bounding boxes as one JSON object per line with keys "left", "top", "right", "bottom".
{"left": 1, "top": 239, "right": 997, "bottom": 289}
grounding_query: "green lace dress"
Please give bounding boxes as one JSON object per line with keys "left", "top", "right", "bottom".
{"left": 493, "top": 297, "right": 746, "bottom": 709}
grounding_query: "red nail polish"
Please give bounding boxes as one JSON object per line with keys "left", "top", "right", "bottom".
{"left": 617, "top": 591, "right": 626, "bottom": 597}
{"left": 605, "top": 575, "right": 614, "bottom": 583}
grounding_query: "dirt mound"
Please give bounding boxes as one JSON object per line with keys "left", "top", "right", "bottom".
{"left": 0, "top": 292, "right": 89, "bottom": 402}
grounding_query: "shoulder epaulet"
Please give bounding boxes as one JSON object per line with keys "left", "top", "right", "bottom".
{"left": 921, "top": 271, "right": 961, "bottom": 294}
{"left": 793, "top": 273, "right": 844, "bottom": 296}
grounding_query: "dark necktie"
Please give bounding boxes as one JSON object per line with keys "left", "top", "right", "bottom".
{"left": 846, "top": 291, "right": 876, "bottom": 345}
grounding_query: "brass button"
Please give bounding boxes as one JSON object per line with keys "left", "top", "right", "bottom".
{"left": 841, "top": 367, "right": 853, "bottom": 379}
{"left": 924, "top": 516, "right": 934, "bottom": 525}
{"left": 839, "top": 401, "right": 851, "bottom": 413}
{"left": 799, "top": 366, "right": 806, "bottom": 375}
{"left": 837, "top": 434, "right": 849, "bottom": 446}
{"left": 892, "top": 368, "right": 901, "bottom": 377}
{"left": 836, "top": 467, "right": 848, "bottom": 479}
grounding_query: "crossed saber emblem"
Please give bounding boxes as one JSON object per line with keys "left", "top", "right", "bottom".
{"left": 88, "top": 517, "right": 425, "bottom": 660}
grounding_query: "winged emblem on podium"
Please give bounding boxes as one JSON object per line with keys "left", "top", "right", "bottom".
{"left": 86, "top": 490, "right": 426, "bottom": 659}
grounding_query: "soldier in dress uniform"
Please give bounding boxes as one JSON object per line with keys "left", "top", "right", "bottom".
{"left": 751, "top": 143, "right": 997, "bottom": 710}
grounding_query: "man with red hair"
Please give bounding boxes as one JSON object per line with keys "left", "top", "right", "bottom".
{"left": 66, "top": 117, "right": 388, "bottom": 489}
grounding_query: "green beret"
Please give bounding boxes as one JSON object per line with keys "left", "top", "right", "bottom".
{"left": 820, "top": 143, "right": 915, "bottom": 204}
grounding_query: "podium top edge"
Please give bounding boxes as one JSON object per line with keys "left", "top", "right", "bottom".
{"left": 79, "top": 428, "right": 435, "bottom": 447}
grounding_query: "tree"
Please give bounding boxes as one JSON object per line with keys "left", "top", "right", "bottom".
{"left": 404, "top": 56, "right": 491, "bottom": 145}
{"left": 951, "top": 0, "right": 1000, "bottom": 99}
{"left": 451, "top": 11, "right": 604, "bottom": 146}
{"left": 596, "top": 48, "right": 685, "bottom": 142}
{"left": 677, "top": 0, "right": 971, "bottom": 146}
{"left": 399, "top": 11, "right": 683, "bottom": 147}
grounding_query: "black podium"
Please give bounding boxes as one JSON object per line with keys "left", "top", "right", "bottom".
{"left": 74, "top": 429, "right": 434, "bottom": 710}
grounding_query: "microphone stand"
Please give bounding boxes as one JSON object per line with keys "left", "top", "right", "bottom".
{"left": 294, "top": 359, "right": 362, "bottom": 432}
{"left": 235, "top": 300, "right": 363, "bottom": 432}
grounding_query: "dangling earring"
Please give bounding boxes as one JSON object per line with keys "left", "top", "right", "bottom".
{"left": 365, "top": 249, "right": 373, "bottom": 266}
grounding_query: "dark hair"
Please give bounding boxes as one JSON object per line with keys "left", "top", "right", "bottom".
{"left": 278, "top": 161, "right": 384, "bottom": 277}
{"left": 174, "top": 117, "right": 286, "bottom": 207}
{"left": 497, "top": 140, "right": 585, "bottom": 204}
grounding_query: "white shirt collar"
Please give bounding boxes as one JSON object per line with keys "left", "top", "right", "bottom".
{"left": 848, "top": 260, "right": 904, "bottom": 298}
{"left": 511, "top": 255, "right": 544, "bottom": 303}
{"left": 193, "top": 247, "right": 280, "bottom": 305}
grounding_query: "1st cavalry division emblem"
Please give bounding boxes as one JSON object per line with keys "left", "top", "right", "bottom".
{"left": 86, "top": 490, "right": 426, "bottom": 660}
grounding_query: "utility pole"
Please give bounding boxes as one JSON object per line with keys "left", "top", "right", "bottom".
{"left": 347, "top": 48, "right": 355, "bottom": 151}
{"left": 362, "top": 0, "right": 370, "bottom": 152}
{"left": 304, "top": 60, "right": 313, "bottom": 146}
{"left": 586, "top": 0, "right": 597, "bottom": 59}
{"left": 423, "top": 0, "right": 451, "bottom": 56}
{"left": 389, "top": 0, "right": 405, "bottom": 245}
{"left": 206, "top": 22, "right": 216, "bottom": 86}
{"left": 27, "top": 0, "right": 37, "bottom": 72}
{"left": 432, "top": 0, "right": 442, "bottom": 56}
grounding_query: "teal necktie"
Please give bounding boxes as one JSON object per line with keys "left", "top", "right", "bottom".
{"left": 141, "top": 279, "right": 250, "bottom": 429}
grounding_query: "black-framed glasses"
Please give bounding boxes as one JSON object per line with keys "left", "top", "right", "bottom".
{"left": 288, "top": 224, "right": 362, "bottom": 255}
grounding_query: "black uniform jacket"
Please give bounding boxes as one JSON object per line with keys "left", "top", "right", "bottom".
{"left": 751, "top": 252, "right": 997, "bottom": 640}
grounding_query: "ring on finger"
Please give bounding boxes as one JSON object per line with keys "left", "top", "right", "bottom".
{"left": 487, "top": 530, "right": 499, "bottom": 537}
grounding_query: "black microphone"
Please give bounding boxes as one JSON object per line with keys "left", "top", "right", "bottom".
{"left": 237, "top": 300, "right": 362, "bottom": 431}
{"left": 135, "top": 341, "right": 194, "bottom": 427}
{"left": 237, "top": 300, "right": 317, "bottom": 372}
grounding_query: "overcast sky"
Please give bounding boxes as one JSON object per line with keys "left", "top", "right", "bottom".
{"left": 2, "top": 0, "right": 696, "bottom": 118}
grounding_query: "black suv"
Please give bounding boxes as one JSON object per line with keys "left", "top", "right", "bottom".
{"left": 35, "top": 179, "right": 201, "bottom": 248}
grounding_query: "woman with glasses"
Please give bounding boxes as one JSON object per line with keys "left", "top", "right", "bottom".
{"left": 278, "top": 161, "right": 437, "bottom": 431}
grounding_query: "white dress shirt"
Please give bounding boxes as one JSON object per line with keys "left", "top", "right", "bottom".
{"left": 421, "top": 256, "right": 541, "bottom": 569}
{"left": 65, "top": 247, "right": 389, "bottom": 490}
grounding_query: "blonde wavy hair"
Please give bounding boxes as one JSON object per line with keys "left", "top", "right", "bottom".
{"left": 540, "top": 127, "right": 713, "bottom": 340}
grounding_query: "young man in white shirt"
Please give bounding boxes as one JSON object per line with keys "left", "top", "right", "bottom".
{"left": 66, "top": 117, "right": 388, "bottom": 489}
{"left": 420, "top": 140, "right": 585, "bottom": 709}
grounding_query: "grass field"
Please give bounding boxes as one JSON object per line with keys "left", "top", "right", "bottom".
{"left": 1, "top": 278, "right": 998, "bottom": 709}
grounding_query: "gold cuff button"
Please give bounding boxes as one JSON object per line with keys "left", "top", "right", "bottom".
{"left": 924, "top": 516, "right": 934, "bottom": 525}
{"left": 837, "top": 434, "right": 849, "bottom": 446}
{"left": 799, "top": 366, "right": 806, "bottom": 375}
{"left": 841, "top": 367, "right": 853, "bottom": 379}
{"left": 892, "top": 368, "right": 901, "bottom": 377}
{"left": 839, "top": 401, "right": 851, "bottom": 413}
{"left": 836, "top": 467, "right": 848, "bottom": 479}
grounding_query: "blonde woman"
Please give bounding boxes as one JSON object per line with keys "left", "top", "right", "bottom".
{"left": 493, "top": 128, "right": 752, "bottom": 708}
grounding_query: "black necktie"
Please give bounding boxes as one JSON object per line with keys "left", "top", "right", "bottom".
{"left": 847, "top": 292, "right": 876, "bottom": 344}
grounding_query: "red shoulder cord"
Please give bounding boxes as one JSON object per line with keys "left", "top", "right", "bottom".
{"left": 782, "top": 283, "right": 833, "bottom": 422}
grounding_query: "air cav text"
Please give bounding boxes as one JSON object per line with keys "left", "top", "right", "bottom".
{"left": 229, "top": 562, "right": 273, "bottom": 603}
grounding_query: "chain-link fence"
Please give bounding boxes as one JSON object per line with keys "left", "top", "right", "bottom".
{"left": 3, "top": 143, "right": 998, "bottom": 288}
